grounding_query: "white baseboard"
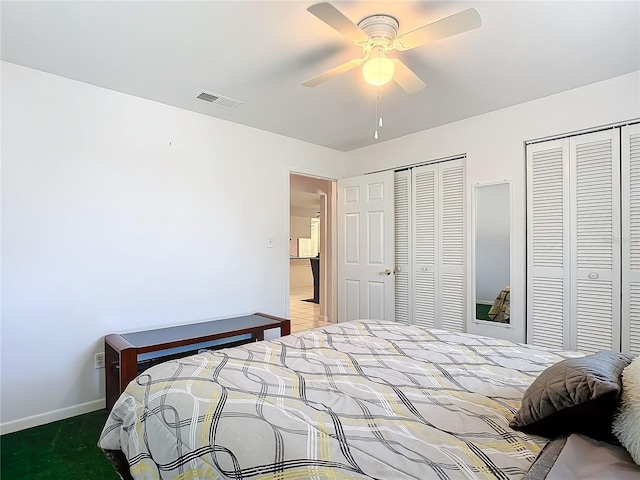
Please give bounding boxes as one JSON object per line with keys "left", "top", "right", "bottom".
{"left": 0, "top": 398, "right": 106, "bottom": 435}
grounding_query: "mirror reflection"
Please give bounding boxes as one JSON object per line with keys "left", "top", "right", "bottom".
{"left": 475, "top": 183, "right": 511, "bottom": 323}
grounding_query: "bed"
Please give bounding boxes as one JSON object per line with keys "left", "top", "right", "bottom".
{"left": 98, "top": 319, "right": 637, "bottom": 479}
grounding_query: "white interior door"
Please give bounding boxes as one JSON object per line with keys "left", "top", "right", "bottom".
{"left": 338, "top": 171, "right": 395, "bottom": 322}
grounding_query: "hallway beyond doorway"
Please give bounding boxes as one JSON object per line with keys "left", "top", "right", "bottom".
{"left": 289, "top": 286, "right": 329, "bottom": 333}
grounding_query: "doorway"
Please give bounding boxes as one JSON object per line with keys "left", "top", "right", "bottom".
{"left": 289, "top": 173, "right": 335, "bottom": 333}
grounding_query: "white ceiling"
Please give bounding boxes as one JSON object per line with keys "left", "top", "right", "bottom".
{"left": 2, "top": 1, "right": 639, "bottom": 152}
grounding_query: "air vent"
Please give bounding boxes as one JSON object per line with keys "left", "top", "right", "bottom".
{"left": 196, "top": 92, "right": 219, "bottom": 103}
{"left": 194, "top": 90, "right": 241, "bottom": 108}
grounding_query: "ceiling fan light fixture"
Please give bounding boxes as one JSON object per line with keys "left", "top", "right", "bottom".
{"left": 362, "top": 56, "right": 394, "bottom": 87}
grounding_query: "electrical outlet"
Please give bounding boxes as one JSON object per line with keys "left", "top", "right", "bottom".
{"left": 95, "top": 352, "right": 105, "bottom": 369}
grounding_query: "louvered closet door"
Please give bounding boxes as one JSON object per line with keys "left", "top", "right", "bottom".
{"left": 394, "top": 171, "right": 411, "bottom": 324}
{"left": 411, "top": 160, "right": 465, "bottom": 331}
{"left": 413, "top": 164, "right": 438, "bottom": 328}
{"left": 439, "top": 160, "right": 465, "bottom": 332}
{"left": 570, "top": 130, "right": 621, "bottom": 352}
{"left": 623, "top": 124, "right": 640, "bottom": 355}
{"left": 527, "top": 140, "right": 570, "bottom": 349}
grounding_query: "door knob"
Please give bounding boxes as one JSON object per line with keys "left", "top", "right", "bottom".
{"left": 378, "top": 269, "right": 392, "bottom": 276}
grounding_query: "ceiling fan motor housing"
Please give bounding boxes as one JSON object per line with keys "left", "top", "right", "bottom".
{"left": 357, "top": 14, "right": 399, "bottom": 48}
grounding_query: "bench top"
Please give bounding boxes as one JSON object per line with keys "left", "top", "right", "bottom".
{"left": 119, "top": 314, "right": 286, "bottom": 349}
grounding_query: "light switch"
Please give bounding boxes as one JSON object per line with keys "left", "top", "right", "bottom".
{"left": 267, "top": 236, "right": 274, "bottom": 248}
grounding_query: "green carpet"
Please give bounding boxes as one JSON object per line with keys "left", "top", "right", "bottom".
{"left": 476, "top": 303, "right": 491, "bottom": 321}
{"left": 1, "top": 409, "right": 119, "bottom": 480}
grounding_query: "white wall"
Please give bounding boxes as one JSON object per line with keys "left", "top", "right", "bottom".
{"left": 0, "top": 62, "right": 345, "bottom": 432}
{"left": 344, "top": 71, "right": 640, "bottom": 343}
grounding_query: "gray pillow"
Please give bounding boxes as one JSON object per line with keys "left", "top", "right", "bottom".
{"left": 510, "top": 351, "right": 634, "bottom": 441}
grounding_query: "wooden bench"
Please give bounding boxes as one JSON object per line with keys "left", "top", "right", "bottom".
{"left": 104, "top": 312, "right": 290, "bottom": 410}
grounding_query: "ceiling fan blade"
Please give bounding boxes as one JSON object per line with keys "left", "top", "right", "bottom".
{"left": 308, "top": 2, "right": 370, "bottom": 44}
{"left": 393, "top": 8, "right": 481, "bottom": 51}
{"left": 391, "top": 59, "right": 426, "bottom": 94}
{"left": 302, "top": 58, "right": 364, "bottom": 87}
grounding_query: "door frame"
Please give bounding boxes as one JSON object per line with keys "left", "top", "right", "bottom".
{"left": 286, "top": 171, "right": 337, "bottom": 324}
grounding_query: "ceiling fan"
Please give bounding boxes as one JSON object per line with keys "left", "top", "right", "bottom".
{"left": 302, "top": 2, "right": 481, "bottom": 94}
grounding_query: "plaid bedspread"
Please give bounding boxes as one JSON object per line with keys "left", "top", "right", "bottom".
{"left": 99, "top": 320, "right": 579, "bottom": 479}
{"left": 488, "top": 287, "right": 511, "bottom": 324}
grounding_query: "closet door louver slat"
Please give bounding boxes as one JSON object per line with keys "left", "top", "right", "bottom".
{"left": 414, "top": 169, "right": 436, "bottom": 266}
{"left": 394, "top": 172, "right": 411, "bottom": 324}
{"left": 623, "top": 125, "right": 640, "bottom": 355}
{"left": 394, "top": 274, "right": 410, "bottom": 324}
{"left": 628, "top": 284, "right": 640, "bottom": 354}
{"left": 531, "top": 278, "right": 564, "bottom": 350}
{"left": 575, "top": 140, "right": 614, "bottom": 270}
{"left": 441, "top": 165, "right": 465, "bottom": 267}
{"left": 531, "top": 149, "right": 565, "bottom": 268}
{"left": 576, "top": 280, "right": 613, "bottom": 352}
{"left": 441, "top": 274, "right": 465, "bottom": 332}
{"left": 415, "top": 272, "right": 436, "bottom": 328}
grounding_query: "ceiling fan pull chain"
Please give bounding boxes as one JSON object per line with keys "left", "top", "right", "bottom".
{"left": 378, "top": 89, "right": 383, "bottom": 127}
{"left": 374, "top": 88, "right": 379, "bottom": 140}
